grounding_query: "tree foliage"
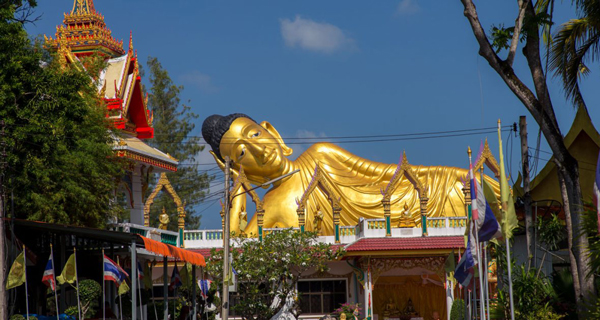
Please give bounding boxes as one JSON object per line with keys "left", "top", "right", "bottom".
{"left": 144, "top": 56, "right": 212, "bottom": 230}
{"left": 206, "top": 229, "right": 344, "bottom": 320}
{"left": 0, "top": 4, "right": 128, "bottom": 227}
{"left": 460, "top": 0, "right": 595, "bottom": 310}
{"left": 550, "top": 0, "right": 600, "bottom": 108}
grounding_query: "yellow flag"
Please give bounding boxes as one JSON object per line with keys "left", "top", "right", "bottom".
{"left": 56, "top": 253, "right": 77, "bottom": 285}
{"left": 498, "top": 120, "right": 518, "bottom": 239}
{"left": 180, "top": 263, "right": 190, "bottom": 287}
{"left": 6, "top": 251, "right": 26, "bottom": 289}
{"left": 118, "top": 281, "right": 130, "bottom": 296}
{"left": 143, "top": 262, "right": 153, "bottom": 289}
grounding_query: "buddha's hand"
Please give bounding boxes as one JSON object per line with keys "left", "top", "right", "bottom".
{"left": 209, "top": 150, "right": 240, "bottom": 180}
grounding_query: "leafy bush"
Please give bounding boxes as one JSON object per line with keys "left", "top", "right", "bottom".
{"left": 450, "top": 299, "right": 465, "bottom": 320}
{"left": 9, "top": 315, "right": 25, "bottom": 320}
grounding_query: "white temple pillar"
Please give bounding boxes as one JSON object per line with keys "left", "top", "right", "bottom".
{"left": 363, "top": 268, "right": 373, "bottom": 320}
{"left": 130, "top": 165, "right": 144, "bottom": 225}
{"left": 446, "top": 276, "right": 454, "bottom": 320}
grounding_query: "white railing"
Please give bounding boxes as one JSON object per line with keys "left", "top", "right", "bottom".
{"left": 182, "top": 216, "right": 468, "bottom": 248}
{"left": 184, "top": 229, "right": 223, "bottom": 248}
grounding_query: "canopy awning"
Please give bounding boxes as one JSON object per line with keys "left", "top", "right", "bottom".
{"left": 138, "top": 235, "right": 206, "bottom": 266}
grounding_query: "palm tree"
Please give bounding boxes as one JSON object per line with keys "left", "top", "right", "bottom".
{"left": 550, "top": 0, "right": 600, "bottom": 108}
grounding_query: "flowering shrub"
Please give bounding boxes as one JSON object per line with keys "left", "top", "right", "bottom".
{"left": 206, "top": 229, "right": 345, "bottom": 320}
{"left": 334, "top": 302, "right": 361, "bottom": 319}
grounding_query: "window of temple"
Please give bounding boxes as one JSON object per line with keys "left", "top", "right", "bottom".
{"left": 297, "top": 279, "right": 347, "bottom": 315}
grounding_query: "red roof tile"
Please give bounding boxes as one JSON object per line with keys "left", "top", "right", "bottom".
{"left": 345, "top": 236, "right": 465, "bottom": 252}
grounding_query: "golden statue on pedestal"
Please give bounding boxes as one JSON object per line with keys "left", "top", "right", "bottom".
{"left": 398, "top": 203, "right": 416, "bottom": 228}
{"left": 202, "top": 114, "right": 500, "bottom": 236}
{"left": 313, "top": 205, "right": 324, "bottom": 235}
{"left": 383, "top": 298, "right": 401, "bottom": 318}
{"left": 158, "top": 207, "right": 169, "bottom": 230}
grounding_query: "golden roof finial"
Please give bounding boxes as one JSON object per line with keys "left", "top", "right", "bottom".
{"left": 467, "top": 146, "right": 472, "bottom": 158}
{"left": 71, "top": 0, "right": 96, "bottom": 15}
{"left": 129, "top": 31, "right": 133, "bottom": 53}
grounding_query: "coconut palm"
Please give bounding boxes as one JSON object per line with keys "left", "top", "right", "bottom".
{"left": 550, "top": 0, "right": 600, "bottom": 108}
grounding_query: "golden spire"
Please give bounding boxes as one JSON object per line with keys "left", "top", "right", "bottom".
{"left": 71, "top": 0, "right": 96, "bottom": 15}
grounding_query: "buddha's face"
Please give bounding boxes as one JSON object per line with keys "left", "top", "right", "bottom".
{"left": 220, "top": 117, "right": 286, "bottom": 178}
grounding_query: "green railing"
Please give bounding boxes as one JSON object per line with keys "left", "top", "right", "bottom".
{"left": 129, "top": 227, "right": 148, "bottom": 237}
{"left": 161, "top": 233, "right": 178, "bottom": 246}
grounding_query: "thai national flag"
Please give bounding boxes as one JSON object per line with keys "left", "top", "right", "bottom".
{"left": 470, "top": 165, "right": 501, "bottom": 242}
{"left": 137, "top": 261, "right": 144, "bottom": 280}
{"left": 42, "top": 254, "right": 56, "bottom": 291}
{"left": 454, "top": 223, "right": 478, "bottom": 287}
{"left": 104, "top": 255, "right": 122, "bottom": 286}
{"left": 198, "top": 279, "right": 212, "bottom": 300}
{"left": 169, "top": 263, "right": 182, "bottom": 290}
{"left": 594, "top": 150, "right": 600, "bottom": 233}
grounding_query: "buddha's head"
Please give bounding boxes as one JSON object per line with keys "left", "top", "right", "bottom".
{"left": 202, "top": 113, "right": 293, "bottom": 181}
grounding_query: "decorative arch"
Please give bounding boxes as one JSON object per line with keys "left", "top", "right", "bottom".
{"left": 380, "top": 152, "right": 429, "bottom": 236}
{"left": 463, "top": 140, "right": 502, "bottom": 210}
{"left": 295, "top": 165, "right": 343, "bottom": 243}
{"left": 230, "top": 167, "right": 265, "bottom": 239}
{"left": 144, "top": 172, "right": 186, "bottom": 246}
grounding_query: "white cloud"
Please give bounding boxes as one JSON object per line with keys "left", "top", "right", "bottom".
{"left": 280, "top": 16, "right": 355, "bottom": 54}
{"left": 179, "top": 71, "right": 219, "bottom": 93}
{"left": 396, "top": 0, "right": 420, "bottom": 15}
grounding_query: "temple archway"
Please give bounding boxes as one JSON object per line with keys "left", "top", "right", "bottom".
{"left": 296, "top": 165, "right": 343, "bottom": 243}
{"left": 381, "top": 152, "right": 429, "bottom": 236}
{"left": 144, "top": 172, "right": 186, "bottom": 246}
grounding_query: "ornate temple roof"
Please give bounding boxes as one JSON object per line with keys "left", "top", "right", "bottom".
{"left": 45, "top": 0, "right": 125, "bottom": 57}
{"left": 344, "top": 236, "right": 464, "bottom": 256}
{"left": 45, "top": 0, "right": 155, "bottom": 140}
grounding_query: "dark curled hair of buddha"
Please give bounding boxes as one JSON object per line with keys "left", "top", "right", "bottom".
{"left": 202, "top": 113, "right": 255, "bottom": 162}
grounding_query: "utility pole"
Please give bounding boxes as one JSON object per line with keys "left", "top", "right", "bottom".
{"left": 520, "top": 116, "right": 534, "bottom": 267}
{"left": 0, "top": 120, "right": 7, "bottom": 320}
{"left": 221, "top": 156, "right": 231, "bottom": 320}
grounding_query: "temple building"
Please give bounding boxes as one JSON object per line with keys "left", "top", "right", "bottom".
{"left": 45, "top": 0, "right": 178, "bottom": 226}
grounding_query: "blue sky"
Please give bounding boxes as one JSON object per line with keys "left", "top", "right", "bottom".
{"left": 27, "top": 0, "right": 600, "bottom": 229}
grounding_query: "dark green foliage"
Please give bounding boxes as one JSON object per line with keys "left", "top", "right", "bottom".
{"left": 78, "top": 279, "right": 102, "bottom": 318}
{"left": 144, "top": 56, "right": 212, "bottom": 230}
{"left": 449, "top": 298, "right": 465, "bottom": 320}
{"left": 0, "top": 4, "right": 128, "bottom": 227}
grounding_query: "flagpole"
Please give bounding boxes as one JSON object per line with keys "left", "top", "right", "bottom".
{"left": 102, "top": 249, "right": 106, "bottom": 320}
{"left": 51, "top": 244, "right": 59, "bottom": 320}
{"left": 74, "top": 247, "right": 82, "bottom": 320}
{"left": 484, "top": 243, "right": 490, "bottom": 320}
{"left": 469, "top": 149, "right": 485, "bottom": 320}
{"left": 138, "top": 261, "right": 143, "bottom": 320}
{"left": 23, "top": 245, "right": 30, "bottom": 320}
{"left": 498, "top": 120, "right": 515, "bottom": 320}
{"left": 151, "top": 260, "right": 159, "bottom": 320}
{"left": 117, "top": 256, "right": 123, "bottom": 320}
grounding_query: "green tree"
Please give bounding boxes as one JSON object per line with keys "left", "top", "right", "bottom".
{"left": 0, "top": 3, "right": 127, "bottom": 227}
{"left": 206, "top": 229, "right": 344, "bottom": 320}
{"left": 550, "top": 0, "right": 600, "bottom": 109}
{"left": 145, "top": 56, "right": 212, "bottom": 230}
{"left": 459, "top": 0, "right": 595, "bottom": 311}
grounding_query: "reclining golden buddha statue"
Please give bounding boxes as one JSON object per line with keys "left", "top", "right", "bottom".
{"left": 202, "top": 113, "right": 500, "bottom": 236}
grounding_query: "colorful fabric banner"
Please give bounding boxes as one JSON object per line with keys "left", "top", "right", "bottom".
{"left": 169, "top": 262, "right": 182, "bottom": 290}
{"left": 56, "top": 253, "right": 76, "bottom": 285}
{"left": 454, "top": 222, "right": 478, "bottom": 287}
{"left": 6, "top": 251, "right": 26, "bottom": 290}
{"left": 595, "top": 149, "right": 600, "bottom": 233}
{"left": 104, "top": 255, "right": 122, "bottom": 286}
{"left": 42, "top": 253, "right": 56, "bottom": 291}
{"left": 470, "top": 165, "right": 501, "bottom": 242}
{"left": 198, "top": 279, "right": 212, "bottom": 300}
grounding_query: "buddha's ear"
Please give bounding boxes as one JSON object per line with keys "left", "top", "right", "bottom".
{"left": 260, "top": 121, "right": 293, "bottom": 156}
